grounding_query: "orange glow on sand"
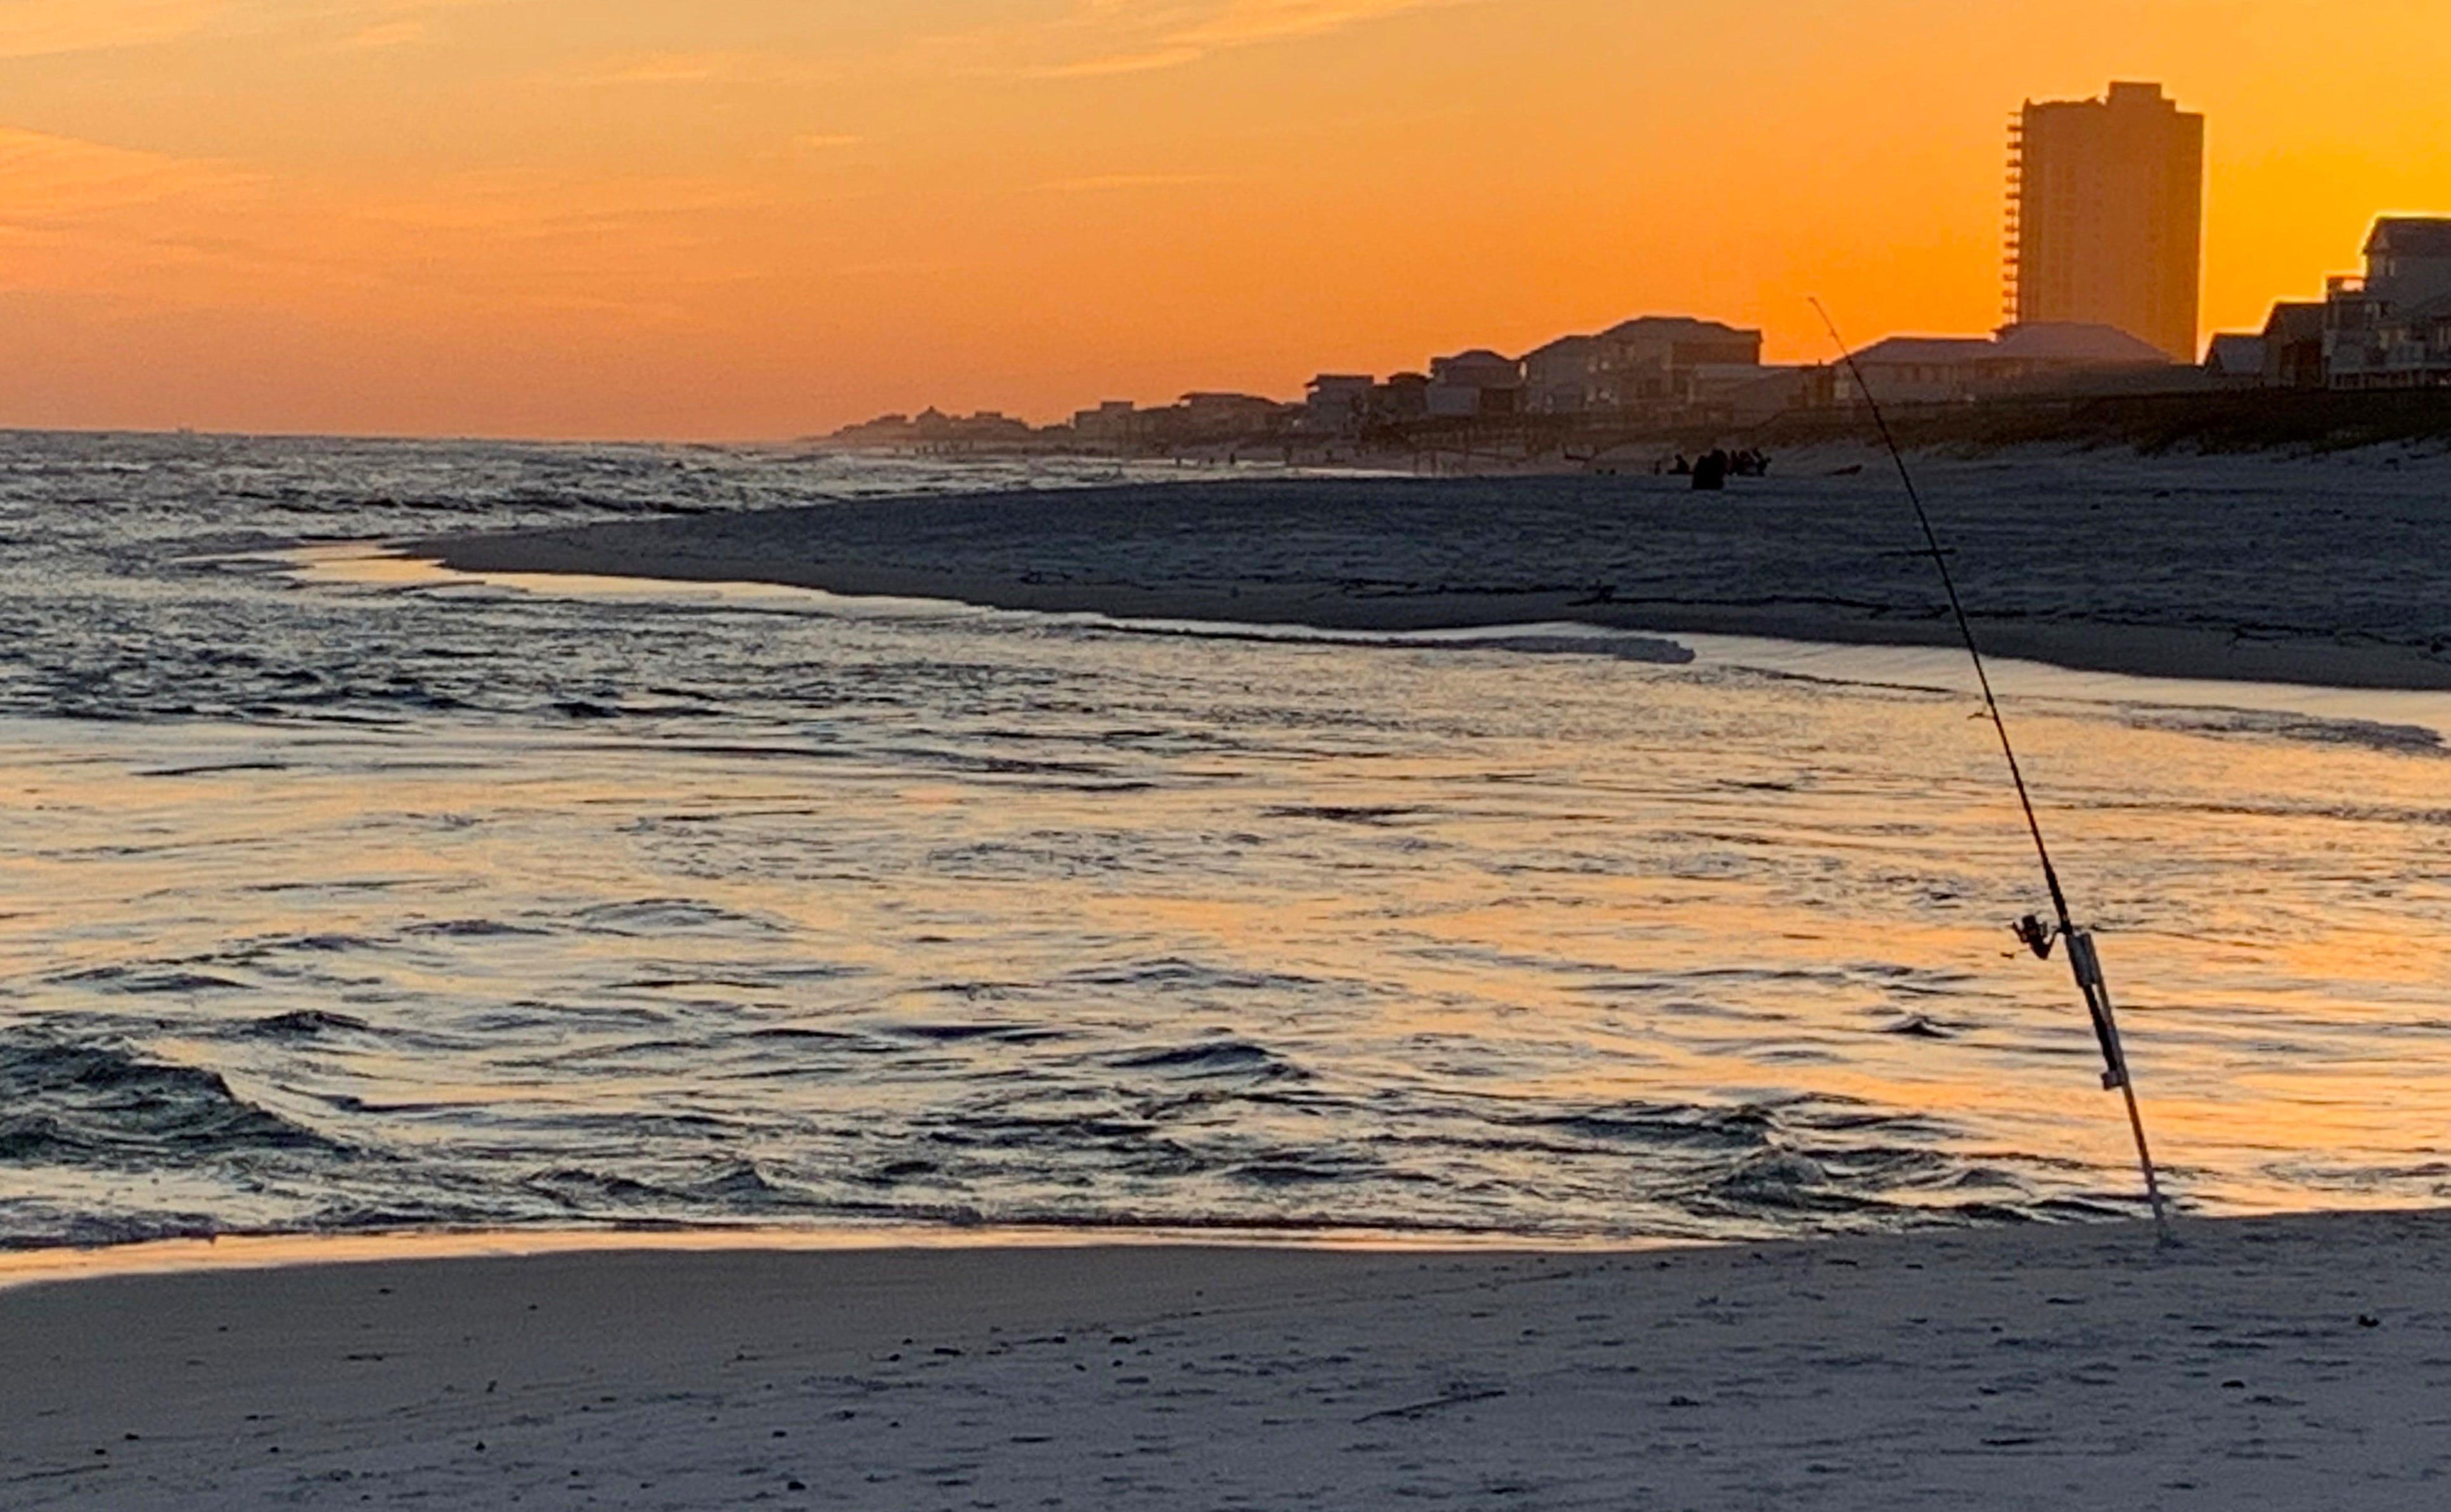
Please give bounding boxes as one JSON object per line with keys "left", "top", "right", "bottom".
{"left": 4, "top": 1, "right": 2450, "bottom": 439}
{"left": 0, "top": 1222, "right": 1685, "bottom": 1292}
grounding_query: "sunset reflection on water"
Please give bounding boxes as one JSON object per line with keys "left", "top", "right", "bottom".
{"left": 5, "top": 577, "right": 2447, "bottom": 1248}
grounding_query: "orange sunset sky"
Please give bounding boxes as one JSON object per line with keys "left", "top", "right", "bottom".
{"left": 4, "top": 0, "right": 2448, "bottom": 440}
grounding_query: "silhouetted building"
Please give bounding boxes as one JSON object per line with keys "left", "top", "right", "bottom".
{"left": 1835, "top": 336, "right": 1995, "bottom": 406}
{"left": 920, "top": 409, "right": 1034, "bottom": 444}
{"left": 2260, "top": 303, "right": 2327, "bottom": 387}
{"left": 1303, "top": 375, "right": 1375, "bottom": 434}
{"left": 1176, "top": 392, "right": 1287, "bottom": 437}
{"left": 1691, "top": 363, "right": 1812, "bottom": 421}
{"left": 1425, "top": 349, "right": 1522, "bottom": 418}
{"left": 2323, "top": 218, "right": 2451, "bottom": 388}
{"left": 1071, "top": 400, "right": 1143, "bottom": 444}
{"left": 830, "top": 407, "right": 1039, "bottom": 447}
{"left": 1835, "top": 322, "right": 2170, "bottom": 407}
{"left": 2203, "top": 302, "right": 2326, "bottom": 387}
{"left": 1374, "top": 371, "right": 1431, "bottom": 421}
{"left": 1586, "top": 317, "right": 1762, "bottom": 410}
{"left": 2007, "top": 81, "right": 2204, "bottom": 362}
{"left": 2202, "top": 334, "right": 2265, "bottom": 380}
{"left": 1707, "top": 366, "right": 1827, "bottom": 423}
{"left": 1520, "top": 336, "right": 1598, "bottom": 414}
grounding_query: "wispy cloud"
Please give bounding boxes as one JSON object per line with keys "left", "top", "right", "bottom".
{"left": 0, "top": 0, "right": 231, "bottom": 61}
{"left": 565, "top": 49, "right": 837, "bottom": 89}
{"left": 0, "top": 125, "right": 288, "bottom": 311}
{"left": 357, "top": 171, "right": 778, "bottom": 236}
{"left": 0, "top": 1, "right": 494, "bottom": 63}
{"left": 335, "top": 18, "right": 424, "bottom": 51}
{"left": 582, "top": 51, "right": 730, "bottom": 85}
{"left": 0, "top": 126, "right": 247, "bottom": 219}
{"left": 1182, "top": 0, "right": 1457, "bottom": 47}
{"left": 831, "top": 255, "right": 968, "bottom": 279}
{"left": 0, "top": 121, "right": 779, "bottom": 328}
{"left": 993, "top": 0, "right": 1479, "bottom": 79}
{"left": 1027, "top": 171, "right": 1226, "bottom": 192}
{"left": 1034, "top": 46, "right": 1203, "bottom": 77}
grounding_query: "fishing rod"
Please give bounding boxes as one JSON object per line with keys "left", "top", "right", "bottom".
{"left": 1806, "top": 298, "right": 2174, "bottom": 1245}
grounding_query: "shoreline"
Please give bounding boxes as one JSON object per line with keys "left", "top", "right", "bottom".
{"left": 401, "top": 541, "right": 2451, "bottom": 692}
{"left": 409, "top": 463, "right": 2451, "bottom": 692}
{"left": 10, "top": 1208, "right": 2451, "bottom": 1508}
{"left": 0, "top": 1220, "right": 1668, "bottom": 1293}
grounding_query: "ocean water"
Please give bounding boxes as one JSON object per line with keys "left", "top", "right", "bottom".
{"left": 4, "top": 431, "right": 2449, "bottom": 1251}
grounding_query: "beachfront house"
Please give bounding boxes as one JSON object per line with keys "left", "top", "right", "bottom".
{"left": 1586, "top": 317, "right": 1764, "bottom": 412}
{"left": 2261, "top": 303, "right": 2327, "bottom": 388}
{"left": 830, "top": 407, "right": 1040, "bottom": 447}
{"left": 1700, "top": 364, "right": 1826, "bottom": 423}
{"left": 2202, "top": 334, "right": 2266, "bottom": 381}
{"left": 1071, "top": 400, "right": 1144, "bottom": 445}
{"left": 2323, "top": 219, "right": 2451, "bottom": 390}
{"left": 1176, "top": 392, "right": 1290, "bottom": 438}
{"left": 1425, "top": 350, "right": 1524, "bottom": 418}
{"left": 1834, "top": 321, "right": 2170, "bottom": 407}
{"left": 1520, "top": 336, "right": 1598, "bottom": 414}
{"left": 1832, "top": 336, "right": 1997, "bottom": 406}
{"left": 1303, "top": 374, "right": 1375, "bottom": 435}
{"left": 2205, "top": 303, "right": 2324, "bottom": 388}
{"left": 1373, "top": 371, "right": 1431, "bottom": 421}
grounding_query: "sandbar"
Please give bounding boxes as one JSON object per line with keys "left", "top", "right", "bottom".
{"left": 412, "top": 456, "right": 2451, "bottom": 690}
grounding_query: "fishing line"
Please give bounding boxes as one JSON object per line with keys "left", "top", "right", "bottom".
{"left": 1806, "top": 298, "right": 2173, "bottom": 1244}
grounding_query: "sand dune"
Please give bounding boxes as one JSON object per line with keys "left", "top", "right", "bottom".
{"left": 8, "top": 1210, "right": 2450, "bottom": 1509}
{"left": 415, "top": 452, "right": 2451, "bottom": 689}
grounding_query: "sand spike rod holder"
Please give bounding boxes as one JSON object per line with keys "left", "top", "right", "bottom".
{"left": 1808, "top": 298, "right": 2173, "bottom": 1245}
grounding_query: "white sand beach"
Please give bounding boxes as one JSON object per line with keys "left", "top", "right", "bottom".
{"left": 8, "top": 1210, "right": 2450, "bottom": 1509}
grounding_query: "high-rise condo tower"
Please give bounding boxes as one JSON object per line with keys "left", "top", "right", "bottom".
{"left": 2005, "top": 81, "right": 2204, "bottom": 362}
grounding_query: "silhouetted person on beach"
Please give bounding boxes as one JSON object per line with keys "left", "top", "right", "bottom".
{"left": 1692, "top": 449, "right": 1728, "bottom": 490}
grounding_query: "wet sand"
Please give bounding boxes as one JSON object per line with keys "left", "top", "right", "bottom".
{"left": 8, "top": 1210, "right": 2450, "bottom": 1509}
{"left": 413, "top": 453, "right": 2451, "bottom": 690}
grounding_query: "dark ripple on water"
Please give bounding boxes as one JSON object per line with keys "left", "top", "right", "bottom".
{"left": 0, "top": 985, "right": 2100, "bottom": 1248}
{"left": 0, "top": 1028, "right": 341, "bottom": 1172}
{"left": 0, "top": 1006, "right": 2096, "bottom": 1250}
